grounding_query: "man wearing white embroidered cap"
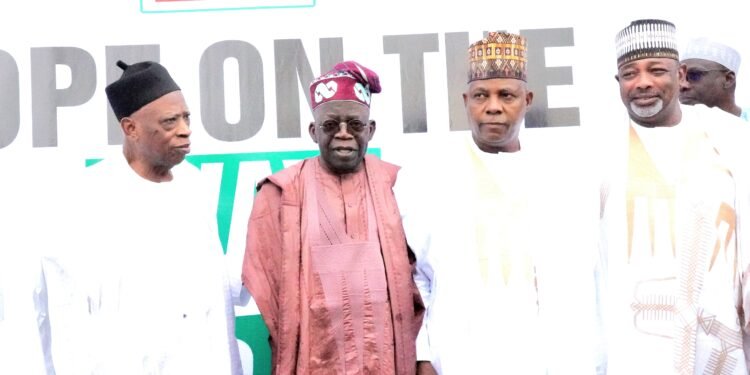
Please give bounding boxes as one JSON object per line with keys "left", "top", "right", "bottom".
{"left": 598, "top": 18, "right": 750, "bottom": 374}
{"left": 679, "top": 37, "right": 749, "bottom": 120}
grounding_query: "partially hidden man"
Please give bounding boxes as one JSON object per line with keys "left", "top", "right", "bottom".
{"left": 242, "top": 61, "right": 424, "bottom": 374}
{"left": 679, "top": 37, "right": 749, "bottom": 121}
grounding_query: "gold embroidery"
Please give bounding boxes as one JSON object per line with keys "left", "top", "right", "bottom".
{"left": 626, "top": 126, "right": 676, "bottom": 260}
{"left": 467, "top": 142, "right": 535, "bottom": 287}
{"left": 625, "top": 124, "right": 741, "bottom": 374}
{"left": 709, "top": 203, "right": 737, "bottom": 279}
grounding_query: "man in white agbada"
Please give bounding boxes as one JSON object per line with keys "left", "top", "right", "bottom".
{"left": 0, "top": 252, "right": 49, "bottom": 374}
{"left": 40, "top": 60, "right": 242, "bottom": 374}
{"left": 0, "top": 161, "right": 54, "bottom": 375}
{"left": 598, "top": 19, "right": 750, "bottom": 374}
{"left": 396, "top": 31, "right": 600, "bottom": 374}
{"left": 678, "top": 37, "right": 750, "bottom": 121}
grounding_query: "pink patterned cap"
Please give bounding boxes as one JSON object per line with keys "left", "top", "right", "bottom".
{"left": 309, "top": 61, "right": 381, "bottom": 110}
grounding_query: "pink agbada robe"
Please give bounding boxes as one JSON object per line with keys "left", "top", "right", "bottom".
{"left": 243, "top": 155, "right": 424, "bottom": 375}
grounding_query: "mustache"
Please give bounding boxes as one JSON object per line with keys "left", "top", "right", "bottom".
{"left": 630, "top": 92, "right": 659, "bottom": 99}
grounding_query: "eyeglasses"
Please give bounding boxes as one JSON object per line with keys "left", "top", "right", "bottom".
{"left": 318, "top": 120, "right": 369, "bottom": 134}
{"left": 686, "top": 69, "right": 728, "bottom": 83}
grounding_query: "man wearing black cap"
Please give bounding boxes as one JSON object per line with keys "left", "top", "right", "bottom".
{"left": 105, "top": 60, "right": 192, "bottom": 182}
{"left": 597, "top": 19, "right": 750, "bottom": 374}
{"left": 40, "top": 60, "right": 242, "bottom": 374}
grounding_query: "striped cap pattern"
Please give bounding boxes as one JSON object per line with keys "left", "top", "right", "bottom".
{"left": 615, "top": 19, "right": 678, "bottom": 67}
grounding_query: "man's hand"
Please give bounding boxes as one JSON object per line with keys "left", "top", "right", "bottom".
{"left": 417, "top": 361, "right": 438, "bottom": 375}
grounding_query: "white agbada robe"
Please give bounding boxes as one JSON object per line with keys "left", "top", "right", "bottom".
{"left": 41, "top": 154, "right": 241, "bottom": 375}
{"left": 395, "top": 129, "right": 600, "bottom": 374}
{"left": 0, "top": 229, "right": 50, "bottom": 375}
{"left": 598, "top": 104, "right": 750, "bottom": 375}
{"left": 0, "top": 158, "right": 62, "bottom": 375}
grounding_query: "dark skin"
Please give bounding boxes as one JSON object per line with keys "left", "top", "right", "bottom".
{"left": 679, "top": 58, "right": 741, "bottom": 117}
{"left": 121, "top": 90, "right": 192, "bottom": 183}
{"left": 614, "top": 57, "right": 685, "bottom": 127}
{"left": 308, "top": 100, "right": 376, "bottom": 175}
{"left": 463, "top": 77, "right": 533, "bottom": 153}
{"left": 417, "top": 360, "right": 439, "bottom": 375}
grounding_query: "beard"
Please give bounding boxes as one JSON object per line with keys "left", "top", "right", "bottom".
{"left": 629, "top": 98, "right": 664, "bottom": 118}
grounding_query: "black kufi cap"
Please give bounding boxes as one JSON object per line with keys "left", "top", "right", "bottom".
{"left": 105, "top": 60, "right": 181, "bottom": 120}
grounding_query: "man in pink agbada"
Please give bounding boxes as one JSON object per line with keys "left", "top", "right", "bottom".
{"left": 242, "top": 61, "right": 424, "bottom": 375}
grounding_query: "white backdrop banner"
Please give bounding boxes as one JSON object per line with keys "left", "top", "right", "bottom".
{"left": 1, "top": 1, "right": 748, "bottom": 374}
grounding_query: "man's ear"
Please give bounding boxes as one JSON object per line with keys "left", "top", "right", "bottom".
{"left": 725, "top": 71, "right": 737, "bottom": 89}
{"left": 121, "top": 117, "right": 136, "bottom": 138}
{"left": 367, "top": 120, "right": 376, "bottom": 141}
{"left": 525, "top": 91, "right": 534, "bottom": 106}
{"left": 614, "top": 74, "right": 620, "bottom": 83}
{"left": 308, "top": 121, "right": 318, "bottom": 144}
{"left": 677, "top": 63, "right": 687, "bottom": 82}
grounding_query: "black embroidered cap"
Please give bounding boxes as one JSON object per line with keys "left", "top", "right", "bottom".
{"left": 105, "top": 60, "right": 181, "bottom": 120}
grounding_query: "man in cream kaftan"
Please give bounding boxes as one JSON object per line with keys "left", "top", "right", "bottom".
{"left": 599, "top": 104, "right": 750, "bottom": 375}
{"left": 397, "top": 31, "right": 600, "bottom": 375}
{"left": 599, "top": 19, "right": 750, "bottom": 374}
{"left": 397, "top": 130, "right": 600, "bottom": 375}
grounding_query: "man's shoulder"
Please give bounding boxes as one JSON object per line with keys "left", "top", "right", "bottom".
{"left": 365, "top": 153, "right": 398, "bottom": 168}
{"left": 82, "top": 154, "right": 130, "bottom": 188}
{"left": 684, "top": 103, "right": 743, "bottom": 125}
{"left": 364, "top": 154, "right": 400, "bottom": 181}
{"left": 687, "top": 104, "right": 749, "bottom": 138}
{"left": 259, "top": 158, "right": 311, "bottom": 191}
{"left": 171, "top": 160, "right": 203, "bottom": 180}
{"left": 684, "top": 104, "right": 750, "bottom": 165}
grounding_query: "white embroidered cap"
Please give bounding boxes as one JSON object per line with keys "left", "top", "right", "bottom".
{"left": 682, "top": 37, "right": 741, "bottom": 74}
{"left": 615, "top": 19, "right": 679, "bottom": 67}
